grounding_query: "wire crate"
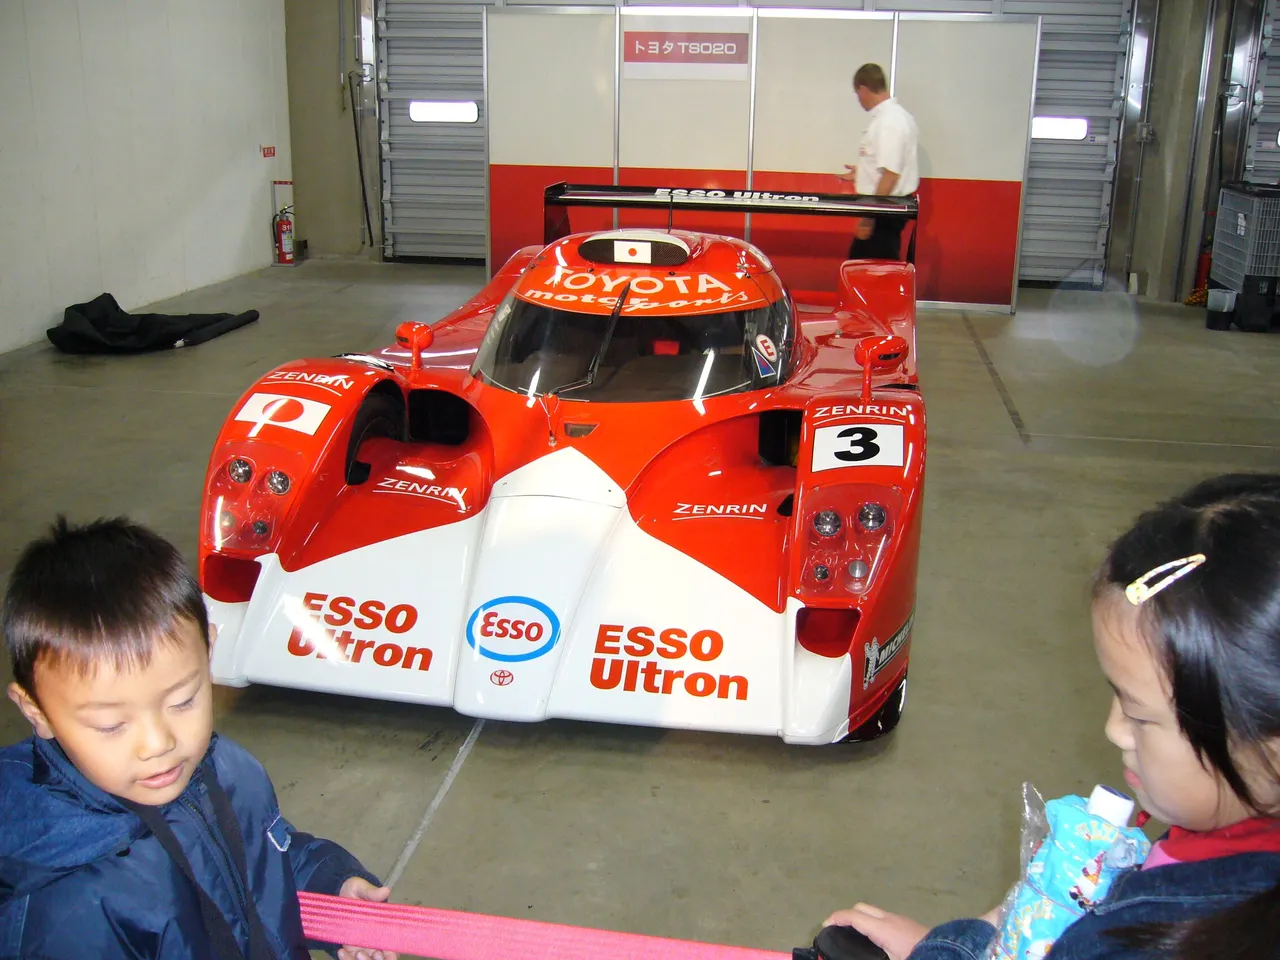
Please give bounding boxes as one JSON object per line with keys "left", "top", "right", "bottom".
{"left": 1211, "top": 182, "right": 1280, "bottom": 292}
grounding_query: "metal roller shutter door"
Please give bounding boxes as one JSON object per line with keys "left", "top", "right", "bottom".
{"left": 776, "top": 0, "right": 1132, "bottom": 285}
{"left": 378, "top": 0, "right": 488, "bottom": 259}
{"left": 1005, "top": 0, "right": 1132, "bottom": 285}
{"left": 1247, "top": 0, "right": 1280, "bottom": 183}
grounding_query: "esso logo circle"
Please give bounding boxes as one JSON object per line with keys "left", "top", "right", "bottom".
{"left": 755, "top": 335, "right": 778, "bottom": 363}
{"left": 466, "top": 596, "right": 560, "bottom": 662}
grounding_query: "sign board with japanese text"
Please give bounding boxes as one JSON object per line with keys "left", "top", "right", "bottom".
{"left": 623, "top": 29, "right": 750, "bottom": 81}
{"left": 620, "top": 13, "right": 751, "bottom": 82}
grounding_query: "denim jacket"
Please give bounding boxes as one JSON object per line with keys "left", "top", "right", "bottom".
{"left": 0, "top": 733, "right": 379, "bottom": 960}
{"left": 908, "top": 850, "right": 1280, "bottom": 959}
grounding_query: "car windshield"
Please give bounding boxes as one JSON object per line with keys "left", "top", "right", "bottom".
{"left": 471, "top": 290, "right": 795, "bottom": 403}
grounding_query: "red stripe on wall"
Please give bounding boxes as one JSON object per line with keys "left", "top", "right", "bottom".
{"left": 749, "top": 172, "right": 1021, "bottom": 304}
{"left": 488, "top": 165, "right": 1021, "bottom": 304}
{"left": 490, "top": 165, "right": 615, "bottom": 273}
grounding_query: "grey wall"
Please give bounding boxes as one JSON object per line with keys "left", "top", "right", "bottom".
{"left": 284, "top": 0, "right": 371, "bottom": 258}
{"left": 1125, "top": 0, "right": 1225, "bottom": 302}
{"left": 0, "top": 0, "right": 291, "bottom": 354}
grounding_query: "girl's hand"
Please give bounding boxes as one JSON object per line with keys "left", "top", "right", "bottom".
{"left": 823, "top": 903, "right": 929, "bottom": 960}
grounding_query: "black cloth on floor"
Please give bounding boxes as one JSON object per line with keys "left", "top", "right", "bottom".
{"left": 47, "top": 293, "right": 259, "bottom": 354}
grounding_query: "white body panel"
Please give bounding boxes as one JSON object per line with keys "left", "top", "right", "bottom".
{"left": 205, "top": 449, "right": 853, "bottom": 743}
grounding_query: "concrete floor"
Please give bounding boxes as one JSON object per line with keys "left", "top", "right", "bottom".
{"left": 3, "top": 262, "right": 1280, "bottom": 956}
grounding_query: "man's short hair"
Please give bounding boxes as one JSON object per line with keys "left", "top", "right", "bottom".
{"left": 853, "top": 63, "right": 888, "bottom": 93}
{"left": 3, "top": 517, "right": 209, "bottom": 695}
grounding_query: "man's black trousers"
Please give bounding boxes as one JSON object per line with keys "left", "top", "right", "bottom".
{"left": 847, "top": 217, "right": 906, "bottom": 261}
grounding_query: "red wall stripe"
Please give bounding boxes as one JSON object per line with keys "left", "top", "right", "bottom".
{"left": 490, "top": 164, "right": 616, "bottom": 277}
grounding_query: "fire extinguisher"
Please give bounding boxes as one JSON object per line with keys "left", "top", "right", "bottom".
{"left": 273, "top": 205, "right": 295, "bottom": 265}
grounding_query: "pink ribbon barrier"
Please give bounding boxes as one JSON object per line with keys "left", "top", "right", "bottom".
{"left": 299, "top": 891, "right": 791, "bottom": 960}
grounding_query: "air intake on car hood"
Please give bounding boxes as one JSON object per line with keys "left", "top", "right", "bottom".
{"left": 578, "top": 230, "right": 690, "bottom": 266}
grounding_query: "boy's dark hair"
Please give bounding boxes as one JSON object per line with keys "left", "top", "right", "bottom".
{"left": 1095, "top": 472, "right": 1280, "bottom": 960}
{"left": 3, "top": 516, "right": 209, "bottom": 696}
{"left": 853, "top": 63, "right": 887, "bottom": 93}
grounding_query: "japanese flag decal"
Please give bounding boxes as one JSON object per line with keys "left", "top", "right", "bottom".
{"left": 234, "top": 392, "right": 331, "bottom": 437}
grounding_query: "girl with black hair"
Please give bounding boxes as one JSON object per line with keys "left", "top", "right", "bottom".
{"left": 823, "top": 472, "right": 1280, "bottom": 960}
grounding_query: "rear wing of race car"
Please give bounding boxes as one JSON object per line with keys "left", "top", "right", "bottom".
{"left": 542, "top": 181, "right": 918, "bottom": 245}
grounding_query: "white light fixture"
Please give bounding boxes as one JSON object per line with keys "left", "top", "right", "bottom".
{"left": 409, "top": 101, "right": 479, "bottom": 123}
{"left": 1032, "top": 117, "right": 1088, "bottom": 141}
{"left": 620, "top": 6, "right": 750, "bottom": 16}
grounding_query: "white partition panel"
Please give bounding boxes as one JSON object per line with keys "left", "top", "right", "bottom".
{"left": 893, "top": 16, "right": 1037, "bottom": 304}
{"left": 487, "top": 10, "right": 617, "bottom": 269}
{"left": 894, "top": 17, "right": 1037, "bottom": 183}
{"left": 753, "top": 13, "right": 894, "bottom": 176}
{"left": 618, "top": 10, "right": 753, "bottom": 173}
{"left": 488, "top": 12, "right": 616, "bottom": 168}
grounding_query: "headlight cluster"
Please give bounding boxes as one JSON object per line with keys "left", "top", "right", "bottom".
{"left": 812, "top": 503, "right": 887, "bottom": 538}
{"left": 210, "top": 454, "right": 297, "bottom": 550}
{"left": 227, "top": 459, "right": 292, "bottom": 497}
{"left": 858, "top": 503, "right": 887, "bottom": 531}
{"left": 802, "top": 498, "right": 893, "bottom": 594}
{"left": 813, "top": 510, "right": 842, "bottom": 538}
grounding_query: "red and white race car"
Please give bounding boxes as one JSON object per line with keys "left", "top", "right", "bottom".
{"left": 200, "top": 185, "right": 925, "bottom": 744}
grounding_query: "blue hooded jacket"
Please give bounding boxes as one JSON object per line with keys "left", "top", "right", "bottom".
{"left": 0, "top": 733, "right": 379, "bottom": 960}
{"left": 905, "top": 848, "right": 1280, "bottom": 959}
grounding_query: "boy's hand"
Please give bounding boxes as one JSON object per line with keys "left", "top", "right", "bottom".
{"left": 823, "top": 903, "right": 927, "bottom": 960}
{"left": 336, "top": 877, "right": 399, "bottom": 960}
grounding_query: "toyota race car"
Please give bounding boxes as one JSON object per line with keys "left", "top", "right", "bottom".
{"left": 199, "top": 185, "right": 925, "bottom": 744}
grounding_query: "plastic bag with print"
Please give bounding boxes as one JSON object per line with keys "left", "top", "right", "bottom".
{"left": 981, "top": 782, "right": 1151, "bottom": 960}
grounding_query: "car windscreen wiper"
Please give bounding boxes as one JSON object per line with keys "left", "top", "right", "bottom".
{"left": 555, "top": 280, "right": 632, "bottom": 397}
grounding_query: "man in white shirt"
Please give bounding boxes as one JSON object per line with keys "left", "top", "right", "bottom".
{"left": 838, "top": 63, "right": 919, "bottom": 261}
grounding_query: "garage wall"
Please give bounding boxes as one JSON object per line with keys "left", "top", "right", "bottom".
{"left": 0, "top": 0, "right": 291, "bottom": 355}
{"left": 284, "top": 0, "right": 368, "bottom": 258}
{"left": 487, "top": 9, "right": 1038, "bottom": 306}
{"left": 1126, "top": 0, "right": 1215, "bottom": 301}
{"left": 749, "top": 15, "right": 1036, "bottom": 304}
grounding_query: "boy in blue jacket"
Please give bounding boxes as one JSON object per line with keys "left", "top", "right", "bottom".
{"left": 0, "top": 517, "right": 396, "bottom": 960}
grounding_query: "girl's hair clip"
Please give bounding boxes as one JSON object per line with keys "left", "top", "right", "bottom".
{"left": 1125, "top": 554, "right": 1207, "bottom": 606}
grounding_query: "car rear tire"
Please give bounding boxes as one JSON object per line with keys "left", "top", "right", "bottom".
{"left": 346, "top": 390, "right": 406, "bottom": 485}
{"left": 842, "top": 671, "right": 907, "bottom": 743}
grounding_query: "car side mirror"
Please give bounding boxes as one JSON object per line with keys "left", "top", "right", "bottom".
{"left": 854, "top": 334, "right": 909, "bottom": 400}
{"left": 395, "top": 321, "right": 434, "bottom": 370}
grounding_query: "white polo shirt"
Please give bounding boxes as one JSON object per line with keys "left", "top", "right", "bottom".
{"left": 855, "top": 97, "right": 920, "bottom": 196}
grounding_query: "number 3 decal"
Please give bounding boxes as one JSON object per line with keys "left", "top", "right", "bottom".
{"left": 834, "top": 426, "right": 881, "bottom": 463}
{"left": 811, "top": 424, "right": 905, "bottom": 472}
